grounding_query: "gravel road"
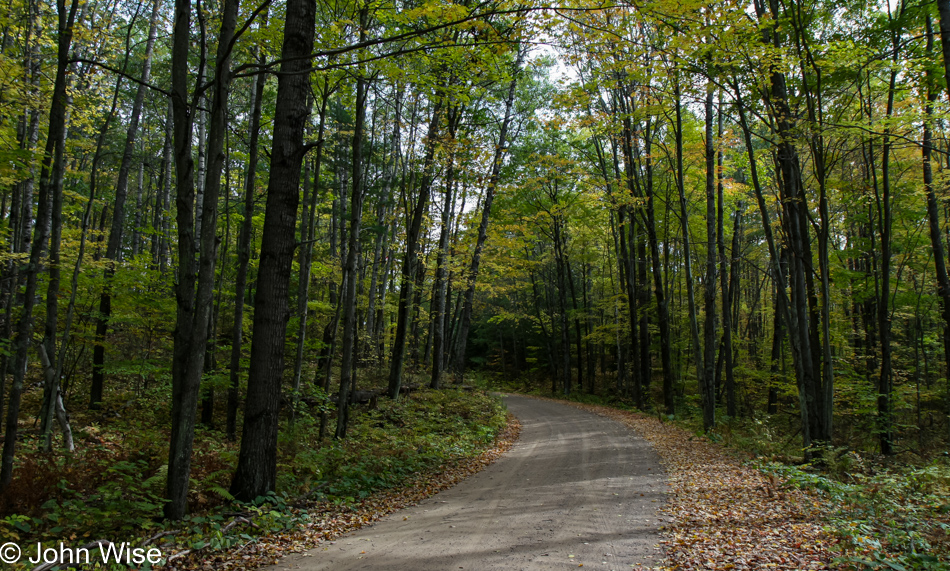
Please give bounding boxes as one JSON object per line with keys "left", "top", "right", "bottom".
{"left": 272, "top": 394, "right": 667, "bottom": 571}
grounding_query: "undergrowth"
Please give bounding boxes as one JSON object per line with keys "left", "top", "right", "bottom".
{"left": 0, "top": 386, "right": 507, "bottom": 569}
{"left": 757, "top": 458, "right": 950, "bottom": 570}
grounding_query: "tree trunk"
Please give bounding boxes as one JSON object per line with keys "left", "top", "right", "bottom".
{"left": 565, "top": 259, "right": 585, "bottom": 396}
{"left": 166, "top": 0, "right": 238, "bottom": 519}
{"left": 1, "top": 62, "right": 39, "bottom": 428}
{"left": 636, "top": 237, "right": 650, "bottom": 404}
{"left": 673, "top": 79, "right": 705, "bottom": 425}
{"left": 153, "top": 102, "right": 173, "bottom": 272}
{"left": 453, "top": 49, "right": 523, "bottom": 379}
{"left": 552, "top": 215, "right": 572, "bottom": 395}
{"left": 637, "top": 118, "right": 674, "bottom": 414}
{"left": 716, "top": 94, "right": 737, "bottom": 418}
{"left": 291, "top": 83, "right": 329, "bottom": 413}
{"left": 748, "top": 0, "right": 822, "bottom": 454}
{"left": 337, "top": 12, "right": 369, "bottom": 438}
{"left": 619, "top": 214, "right": 639, "bottom": 402}
{"left": 388, "top": 98, "right": 443, "bottom": 398}
{"left": 924, "top": 16, "right": 950, "bottom": 438}
{"left": 89, "top": 0, "right": 160, "bottom": 409}
{"left": 39, "top": 40, "right": 76, "bottom": 447}
{"left": 131, "top": 159, "right": 144, "bottom": 258}
{"left": 768, "top": 250, "right": 788, "bottom": 415}
{"left": 431, "top": 107, "right": 460, "bottom": 389}
{"left": 230, "top": 0, "right": 315, "bottom": 500}
{"left": 696, "top": 84, "right": 715, "bottom": 429}
{"left": 37, "top": 344, "right": 73, "bottom": 451}
{"left": 365, "top": 94, "right": 404, "bottom": 360}
{"left": 226, "top": 26, "right": 268, "bottom": 440}
{"left": 876, "top": 43, "right": 899, "bottom": 456}
{"left": 734, "top": 82, "right": 813, "bottom": 453}
{"left": 37, "top": 17, "right": 122, "bottom": 441}
{"left": 937, "top": 0, "right": 950, "bottom": 104}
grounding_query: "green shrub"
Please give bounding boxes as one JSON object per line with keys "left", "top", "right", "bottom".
{"left": 760, "top": 460, "right": 950, "bottom": 570}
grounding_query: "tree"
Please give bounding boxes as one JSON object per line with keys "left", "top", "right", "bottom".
{"left": 336, "top": 3, "right": 370, "bottom": 439}
{"left": 230, "top": 0, "right": 316, "bottom": 501}
{"left": 166, "top": 0, "right": 239, "bottom": 519}
{"left": 454, "top": 45, "right": 525, "bottom": 381}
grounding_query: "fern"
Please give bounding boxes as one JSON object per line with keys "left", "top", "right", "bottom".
{"left": 207, "top": 485, "right": 235, "bottom": 502}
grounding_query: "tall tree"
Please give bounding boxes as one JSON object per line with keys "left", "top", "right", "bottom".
{"left": 672, "top": 74, "right": 705, "bottom": 428}
{"left": 227, "top": 20, "right": 268, "bottom": 441}
{"left": 388, "top": 96, "right": 443, "bottom": 398}
{"left": 230, "top": 0, "right": 316, "bottom": 500}
{"left": 701, "top": 82, "right": 717, "bottom": 431}
{"left": 454, "top": 46, "right": 524, "bottom": 378}
{"left": 923, "top": 15, "right": 950, "bottom": 436}
{"left": 166, "top": 0, "right": 239, "bottom": 519}
{"left": 336, "top": 3, "right": 369, "bottom": 438}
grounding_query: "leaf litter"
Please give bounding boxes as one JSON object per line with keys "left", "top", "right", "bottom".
{"left": 562, "top": 401, "right": 838, "bottom": 571}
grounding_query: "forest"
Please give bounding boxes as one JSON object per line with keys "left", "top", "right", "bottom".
{"left": 1, "top": 0, "right": 950, "bottom": 565}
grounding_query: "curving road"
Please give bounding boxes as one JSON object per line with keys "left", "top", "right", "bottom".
{"left": 272, "top": 394, "right": 667, "bottom": 571}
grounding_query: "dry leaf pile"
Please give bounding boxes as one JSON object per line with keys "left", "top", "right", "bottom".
{"left": 566, "top": 402, "right": 839, "bottom": 570}
{"left": 165, "top": 414, "right": 521, "bottom": 570}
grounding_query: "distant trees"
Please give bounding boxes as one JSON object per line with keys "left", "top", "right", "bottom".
{"left": 469, "top": 0, "right": 950, "bottom": 459}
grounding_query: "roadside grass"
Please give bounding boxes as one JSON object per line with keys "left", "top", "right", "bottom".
{"left": 0, "top": 384, "right": 510, "bottom": 569}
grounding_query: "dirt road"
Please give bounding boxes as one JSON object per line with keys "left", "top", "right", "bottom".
{"left": 272, "top": 394, "right": 667, "bottom": 570}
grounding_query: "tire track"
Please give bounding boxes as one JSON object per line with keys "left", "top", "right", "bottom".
{"left": 272, "top": 395, "right": 668, "bottom": 571}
